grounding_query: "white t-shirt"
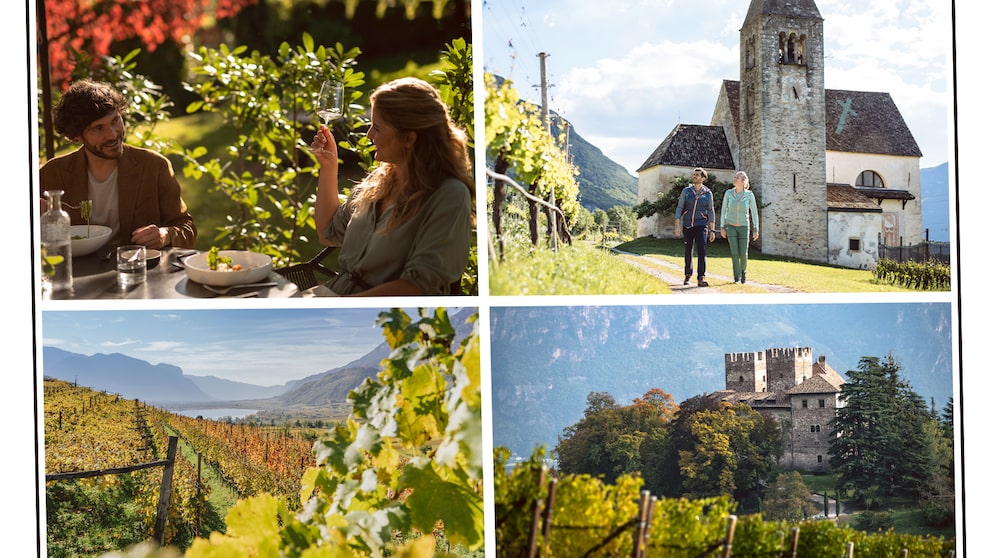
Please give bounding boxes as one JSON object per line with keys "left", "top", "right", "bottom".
{"left": 88, "top": 167, "right": 120, "bottom": 239}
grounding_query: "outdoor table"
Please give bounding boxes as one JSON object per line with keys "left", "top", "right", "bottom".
{"left": 48, "top": 247, "right": 299, "bottom": 300}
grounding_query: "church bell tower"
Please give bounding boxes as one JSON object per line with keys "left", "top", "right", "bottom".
{"left": 739, "top": 0, "right": 827, "bottom": 262}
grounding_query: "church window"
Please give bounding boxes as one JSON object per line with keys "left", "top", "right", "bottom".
{"left": 856, "top": 170, "right": 885, "bottom": 188}
{"left": 746, "top": 85, "right": 755, "bottom": 121}
{"left": 779, "top": 32, "right": 808, "bottom": 65}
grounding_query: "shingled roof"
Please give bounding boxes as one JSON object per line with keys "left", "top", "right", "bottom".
{"left": 786, "top": 373, "right": 843, "bottom": 395}
{"left": 744, "top": 0, "right": 822, "bottom": 23}
{"left": 825, "top": 89, "right": 922, "bottom": 157}
{"left": 636, "top": 124, "right": 736, "bottom": 172}
{"left": 827, "top": 184, "right": 883, "bottom": 212}
{"left": 640, "top": 82, "right": 921, "bottom": 174}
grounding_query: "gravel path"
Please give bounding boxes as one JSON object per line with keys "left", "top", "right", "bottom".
{"left": 614, "top": 250, "right": 798, "bottom": 294}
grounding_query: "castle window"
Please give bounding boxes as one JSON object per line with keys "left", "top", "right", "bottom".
{"left": 802, "top": 399, "right": 808, "bottom": 408}
{"left": 810, "top": 425, "right": 821, "bottom": 433}
{"left": 819, "top": 399, "right": 826, "bottom": 408}
{"left": 856, "top": 170, "right": 885, "bottom": 188}
{"left": 817, "top": 455, "right": 823, "bottom": 463}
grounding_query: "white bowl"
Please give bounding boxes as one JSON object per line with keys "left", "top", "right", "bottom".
{"left": 69, "top": 225, "right": 112, "bottom": 257}
{"left": 184, "top": 250, "right": 272, "bottom": 286}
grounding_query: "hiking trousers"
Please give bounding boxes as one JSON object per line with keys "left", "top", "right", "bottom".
{"left": 683, "top": 225, "right": 709, "bottom": 279}
{"left": 726, "top": 225, "right": 751, "bottom": 281}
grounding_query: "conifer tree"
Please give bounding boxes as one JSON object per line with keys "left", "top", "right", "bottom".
{"left": 829, "top": 353, "right": 939, "bottom": 506}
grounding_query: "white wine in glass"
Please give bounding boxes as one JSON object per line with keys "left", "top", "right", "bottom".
{"left": 316, "top": 80, "right": 344, "bottom": 125}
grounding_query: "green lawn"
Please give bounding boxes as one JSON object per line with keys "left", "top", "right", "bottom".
{"left": 799, "top": 473, "right": 956, "bottom": 539}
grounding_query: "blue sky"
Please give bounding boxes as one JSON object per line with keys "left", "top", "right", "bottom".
{"left": 41, "top": 308, "right": 431, "bottom": 385}
{"left": 481, "top": 0, "right": 953, "bottom": 174}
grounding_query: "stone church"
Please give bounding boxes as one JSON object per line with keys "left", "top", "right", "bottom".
{"left": 712, "top": 347, "right": 845, "bottom": 473}
{"left": 636, "top": 0, "right": 923, "bottom": 268}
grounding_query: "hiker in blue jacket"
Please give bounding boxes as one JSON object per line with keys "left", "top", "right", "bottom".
{"left": 674, "top": 167, "right": 716, "bottom": 287}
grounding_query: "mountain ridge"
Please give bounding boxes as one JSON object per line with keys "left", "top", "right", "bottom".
{"left": 42, "top": 308, "right": 478, "bottom": 409}
{"left": 490, "top": 304, "right": 953, "bottom": 459}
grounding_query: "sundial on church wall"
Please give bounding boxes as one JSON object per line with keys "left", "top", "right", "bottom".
{"left": 781, "top": 74, "right": 808, "bottom": 103}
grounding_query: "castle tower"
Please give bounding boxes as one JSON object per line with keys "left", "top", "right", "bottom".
{"left": 739, "top": 0, "right": 827, "bottom": 262}
{"left": 725, "top": 351, "right": 767, "bottom": 392}
{"left": 766, "top": 347, "right": 814, "bottom": 392}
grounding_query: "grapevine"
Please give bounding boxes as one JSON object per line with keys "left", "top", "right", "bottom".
{"left": 44, "top": 380, "right": 206, "bottom": 551}
{"left": 184, "top": 307, "right": 483, "bottom": 557}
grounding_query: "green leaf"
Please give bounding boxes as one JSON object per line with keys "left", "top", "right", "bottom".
{"left": 401, "top": 462, "right": 484, "bottom": 550}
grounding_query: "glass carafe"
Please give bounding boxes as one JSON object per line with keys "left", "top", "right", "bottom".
{"left": 41, "top": 189, "right": 73, "bottom": 295}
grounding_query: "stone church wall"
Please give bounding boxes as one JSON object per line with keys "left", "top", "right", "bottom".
{"left": 827, "top": 211, "right": 881, "bottom": 268}
{"left": 827, "top": 151, "right": 923, "bottom": 245}
{"left": 739, "top": 15, "right": 828, "bottom": 263}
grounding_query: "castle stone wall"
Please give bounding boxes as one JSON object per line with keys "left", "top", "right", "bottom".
{"left": 766, "top": 347, "right": 813, "bottom": 393}
{"left": 725, "top": 351, "right": 766, "bottom": 392}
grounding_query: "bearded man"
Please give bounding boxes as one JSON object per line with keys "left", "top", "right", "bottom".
{"left": 40, "top": 80, "right": 196, "bottom": 249}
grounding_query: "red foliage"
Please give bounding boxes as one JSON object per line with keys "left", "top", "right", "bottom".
{"left": 41, "top": 0, "right": 258, "bottom": 88}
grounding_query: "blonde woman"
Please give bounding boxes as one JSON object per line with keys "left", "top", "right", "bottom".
{"left": 720, "top": 171, "right": 759, "bottom": 283}
{"left": 309, "top": 77, "right": 474, "bottom": 295}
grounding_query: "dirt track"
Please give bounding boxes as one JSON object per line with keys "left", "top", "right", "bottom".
{"left": 614, "top": 250, "right": 798, "bottom": 294}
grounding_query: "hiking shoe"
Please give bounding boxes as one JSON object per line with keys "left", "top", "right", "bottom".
{"left": 698, "top": 279, "right": 709, "bottom": 287}
{"left": 684, "top": 275, "right": 690, "bottom": 285}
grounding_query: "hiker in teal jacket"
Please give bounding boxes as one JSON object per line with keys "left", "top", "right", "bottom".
{"left": 674, "top": 167, "right": 716, "bottom": 287}
{"left": 720, "top": 170, "right": 760, "bottom": 283}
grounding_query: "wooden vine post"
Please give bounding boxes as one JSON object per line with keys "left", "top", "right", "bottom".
{"left": 527, "top": 467, "right": 546, "bottom": 558}
{"left": 541, "top": 477, "right": 558, "bottom": 557}
{"left": 631, "top": 490, "right": 651, "bottom": 558}
{"left": 784, "top": 527, "right": 800, "bottom": 557}
{"left": 720, "top": 515, "right": 738, "bottom": 558}
{"left": 153, "top": 436, "right": 179, "bottom": 545}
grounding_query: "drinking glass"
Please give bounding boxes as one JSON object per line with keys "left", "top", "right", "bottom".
{"left": 316, "top": 80, "right": 344, "bottom": 126}
{"left": 117, "top": 245, "right": 147, "bottom": 287}
{"left": 310, "top": 80, "right": 343, "bottom": 155}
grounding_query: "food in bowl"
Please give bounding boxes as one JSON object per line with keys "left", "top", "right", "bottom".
{"left": 183, "top": 250, "right": 272, "bottom": 286}
{"left": 68, "top": 224, "right": 112, "bottom": 257}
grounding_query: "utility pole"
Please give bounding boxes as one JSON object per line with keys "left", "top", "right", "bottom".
{"left": 537, "top": 52, "right": 558, "bottom": 251}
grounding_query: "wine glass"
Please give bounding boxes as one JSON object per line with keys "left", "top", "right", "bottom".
{"left": 310, "top": 80, "right": 343, "bottom": 155}
{"left": 315, "top": 80, "right": 344, "bottom": 126}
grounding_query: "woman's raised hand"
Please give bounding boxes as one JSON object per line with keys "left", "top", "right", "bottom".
{"left": 310, "top": 125, "right": 338, "bottom": 167}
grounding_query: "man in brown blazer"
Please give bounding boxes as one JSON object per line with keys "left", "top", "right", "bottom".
{"left": 40, "top": 80, "right": 197, "bottom": 249}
